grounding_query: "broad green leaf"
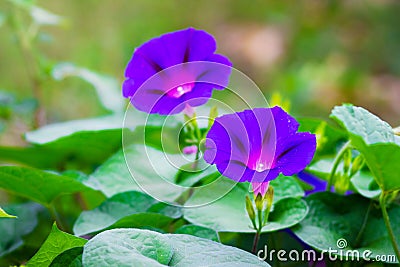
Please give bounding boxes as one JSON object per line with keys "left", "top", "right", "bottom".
{"left": 82, "top": 229, "right": 270, "bottom": 266}
{"left": 331, "top": 104, "right": 399, "bottom": 146}
{"left": 166, "top": 233, "right": 269, "bottom": 266}
{"left": 0, "top": 118, "right": 124, "bottom": 169}
{"left": 331, "top": 105, "right": 400, "bottom": 192}
{"left": 2, "top": 113, "right": 181, "bottom": 169}
{"left": 52, "top": 63, "right": 124, "bottom": 113}
{"left": 0, "top": 130, "right": 122, "bottom": 169}
{"left": 350, "top": 172, "right": 381, "bottom": 199}
{"left": 83, "top": 149, "right": 141, "bottom": 197}
{"left": 25, "top": 115, "right": 124, "bottom": 145}
{"left": 27, "top": 224, "right": 87, "bottom": 267}
{"left": 175, "top": 161, "right": 219, "bottom": 187}
{"left": 0, "top": 207, "right": 16, "bottom": 218}
{"left": 83, "top": 229, "right": 173, "bottom": 266}
{"left": 356, "top": 143, "right": 400, "bottom": 192}
{"left": 184, "top": 176, "right": 307, "bottom": 233}
{"left": 85, "top": 144, "right": 196, "bottom": 200}
{"left": 175, "top": 225, "right": 219, "bottom": 242}
{"left": 292, "top": 192, "right": 400, "bottom": 263}
{"left": 49, "top": 247, "right": 83, "bottom": 267}
{"left": 306, "top": 158, "right": 332, "bottom": 180}
{"left": 73, "top": 191, "right": 181, "bottom": 236}
{"left": 270, "top": 174, "right": 305, "bottom": 203}
{"left": 0, "top": 166, "right": 98, "bottom": 206}
{"left": 0, "top": 203, "right": 42, "bottom": 257}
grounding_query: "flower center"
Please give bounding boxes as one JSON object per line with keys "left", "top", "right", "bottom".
{"left": 248, "top": 154, "right": 274, "bottom": 173}
{"left": 167, "top": 83, "right": 194, "bottom": 98}
{"left": 255, "top": 162, "right": 267, "bottom": 172}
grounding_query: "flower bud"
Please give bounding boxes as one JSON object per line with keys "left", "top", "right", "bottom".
{"left": 255, "top": 193, "right": 263, "bottom": 212}
{"left": 245, "top": 195, "right": 256, "bottom": 225}
{"left": 334, "top": 173, "right": 350, "bottom": 195}
{"left": 263, "top": 186, "right": 274, "bottom": 226}
{"left": 350, "top": 154, "right": 364, "bottom": 177}
{"left": 342, "top": 149, "right": 352, "bottom": 175}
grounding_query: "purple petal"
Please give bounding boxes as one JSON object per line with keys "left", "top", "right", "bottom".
{"left": 185, "top": 28, "right": 217, "bottom": 61}
{"left": 202, "top": 54, "right": 233, "bottom": 90}
{"left": 216, "top": 161, "right": 280, "bottom": 183}
{"left": 275, "top": 132, "right": 317, "bottom": 176}
{"left": 205, "top": 110, "right": 256, "bottom": 166}
{"left": 252, "top": 181, "right": 270, "bottom": 196}
{"left": 271, "top": 106, "right": 299, "bottom": 140}
{"left": 205, "top": 107, "right": 316, "bottom": 183}
{"left": 204, "top": 113, "right": 248, "bottom": 165}
{"left": 124, "top": 28, "right": 217, "bottom": 92}
{"left": 182, "top": 82, "right": 214, "bottom": 107}
{"left": 123, "top": 28, "right": 232, "bottom": 115}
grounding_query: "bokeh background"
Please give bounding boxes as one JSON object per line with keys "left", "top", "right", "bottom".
{"left": 1, "top": 0, "right": 400, "bottom": 146}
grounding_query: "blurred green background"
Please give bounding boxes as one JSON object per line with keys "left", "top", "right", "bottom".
{"left": 1, "top": 0, "right": 399, "bottom": 146}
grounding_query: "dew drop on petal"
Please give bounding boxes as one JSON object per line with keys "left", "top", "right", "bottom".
{"left": 256, "top": 162, "right": 266, "bottom": 172}
{"left": 168, "top": 83, "right": 194, "bottom": 98}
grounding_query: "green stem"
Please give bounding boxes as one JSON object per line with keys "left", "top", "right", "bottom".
{"left": 252, "top": 230, "right": 260, "bottom": 254}
{"left": 353, "top": 200, "right": 373, "bottom": 248}
{"left": 252, "top": 207, "right": 264, "bottom": 254}
{"left": 327, "top": 141, "right": 351, "bottom": 191}
{"left": 379, "top": 192, "right": 400, "bottom": 262}
{"left": 10, "top": 5, "right": 46, "bottom": 128}
{"left": 257, "top": 207, "right": 262, "bottom": 232}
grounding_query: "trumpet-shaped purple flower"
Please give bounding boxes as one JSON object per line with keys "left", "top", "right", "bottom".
{"left": 123, "top": 28, "right": 232, "bottom": 115}
{"left": 204, "top": 107, "right": 316, "bottom": 196}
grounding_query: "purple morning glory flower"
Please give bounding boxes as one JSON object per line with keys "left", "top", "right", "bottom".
{"left": 123, "top": 28, "right": 232, "bottom": 115}
{"left": 204, "top": 107, "right": 316, "bottom": 195}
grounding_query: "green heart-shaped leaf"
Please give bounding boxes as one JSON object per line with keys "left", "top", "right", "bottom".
{"left": 292, "top": 192, "right": 399, "bottom": 263}
{"left": 0, "top": 166, "right": 98, "bottom": 206}
{"left": 184, "top": 176, "right": 307, "bottom": 233}
{"left": 82, "top": 228, "right": 270, "bottom": 266}
{"left": 27, "top": 224, "right": 87, "bottom": 267}
{"left": 73, "top": 191, "right": 181, "bottom": 236}
{"left": 331, "top": 105, "right": 400, "bottom": 192}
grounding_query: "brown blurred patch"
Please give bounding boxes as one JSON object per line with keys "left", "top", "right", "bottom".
{"left": 217, "top": 24, "right": 287, "bottom": 71}
{"left": 355, "top": 74, "right": 400, "bottom": 125}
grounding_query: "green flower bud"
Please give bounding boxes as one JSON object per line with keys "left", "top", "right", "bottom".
{"left": 263, "top": 186, "right": 274, "bottom": 226}
{"left": 255, "top": 193, "right": 263, "bottom": 212}
{"left": 334, "top": 173, "right": 350, "bottom": 195}
{"left": 350, "top": 154, "right": 364, "bottom": 177}
{"left": 245, "top": 195, "right": 256, "bottom": 229}
{"left": 343, "top": 149, "right": 352, "bottom": 175}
